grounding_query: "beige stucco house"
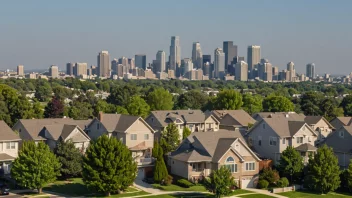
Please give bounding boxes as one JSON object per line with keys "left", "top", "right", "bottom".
{"left": 247, "top": 117, "right": 318, "bottom": 164}
{"left": 0, "top": 121, "right": 21, "bottom": 175}
{"left": 304, "top": 116, "right": 334, "bottom": 142}
{"left": 145, "top": 110, "right": 220, "bottom": 140}
{"left": 169, "top": 129, "right": 261, "bottom": 189}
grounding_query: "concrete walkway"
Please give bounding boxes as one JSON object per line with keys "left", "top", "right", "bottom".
{"left": 244, "top": 188, "right": 288, "bottom": 198}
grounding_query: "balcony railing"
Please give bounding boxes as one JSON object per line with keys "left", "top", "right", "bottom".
{"left": 136, "top": 157, "right": 155, "bottom": 166}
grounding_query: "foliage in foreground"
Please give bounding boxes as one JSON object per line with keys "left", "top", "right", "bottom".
{"left": 206, "top": 166, "right": 236, "bottom": 198}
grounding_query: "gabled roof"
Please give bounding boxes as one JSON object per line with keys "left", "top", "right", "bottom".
{"left": 0, "top": 153, "right": 15, "bottom": 162}
{"left": 253, "top": 112, "right": 305, "bottom": 122}
{"left": 148, "top": 110, "right": 212, "bottom": 127}
{"left": 43, "top": 124, "right": 90, "bottom": 142}
{"left": 324, "top": 125, "right": 352, "bottom": 153}
{"left": 304, "top": 116, "right": 334, "bottom": 129}
{"left": 212, "top": 110, "right": 256, "bottom": 127}
{"left": 295, "top": 143, "right": 317, "bottom": 152}
{"left": 0, "top": 121, "right": 21, "bottom": 141}
{"left": 332, "top": 117, "right": 352, "bottom": 126}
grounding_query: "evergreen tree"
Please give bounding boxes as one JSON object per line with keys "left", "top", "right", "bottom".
{"left": 208, "top": 166, "right": 236, "bottom": 198}
{"left": 306, "top": 144, "right": 340, "bottom": 194}
{"left": 182, "top": 127, "right": 191, "bottom": 140}
{"left": 278, "top": 146, "right": 304, "bottom": 183}
{"left": 11, "top": 141, "right": 61, "bottom": 194}
{"left": 54, "top": 139, "right": 83, "bottom": 179}
{"left": 44, "top": 97, "right": 65, "bottom": 118}
{"left": 160, "top": 123, "right": 180, "bottom": 154}
{"left": 347, "top": 160, "right": 352, "bottom": 191}
{"left": 82, "top": 135, "right": 137, "bottom": 196}
{"left": 152, "top": 142, "right": 168, "bottom": 183}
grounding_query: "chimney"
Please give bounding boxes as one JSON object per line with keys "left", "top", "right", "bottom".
{"left": 98, "top": 111, "right": 103, "bottom": 121}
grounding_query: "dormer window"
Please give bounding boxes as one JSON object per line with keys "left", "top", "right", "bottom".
{"left": 151, "top": 118, "right": 154, "bottom": 123}
{"left": 263, "top": 124, "right": 266, "bottom": 129}
{"left": 339, "top": 131, "right": 344, "bottom": 138}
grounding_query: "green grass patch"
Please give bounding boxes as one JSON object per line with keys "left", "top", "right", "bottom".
{"left": 227, "top": 189, "right": 252, "bottom": 196}
{"left": 238, "top": 194, "right": 275, "bottom": 198}
{"left": 142, "top": 193, "right": 214, "bottom": 198}
{"left": 279, "top": 190, "right": 352, "bottom": 198}
{"left": 152, "top": 183, "right": 208, "bottom": 192}
{"left": 108, "top": 191, "right": 150, "bottom": 197}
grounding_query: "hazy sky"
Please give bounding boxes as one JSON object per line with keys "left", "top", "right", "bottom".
{"left": 1, "top": 0, "right": 351, "bottom": 74}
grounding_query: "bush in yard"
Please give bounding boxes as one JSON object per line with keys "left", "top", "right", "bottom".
{"left": 162, "top": 175, "right": 173, "bottom": 186}
{"left": 277, "top": 177, "right": 289, "bottom": 187}
{"left": 177, "top": 179, "right": 194, "bottom": 188}
{"left": 207, "top": 166, "right": 236, "bottom": 198}
{"left": 258, "top": 180, "right": 269, "bottom": 189}
{"left": 259, "top": 168, "right": 280, "bottom": 185}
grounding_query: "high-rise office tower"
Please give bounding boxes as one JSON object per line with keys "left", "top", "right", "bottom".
{"left": 169, "top": 36, "right": 181, "bottom": 71}
{"left": 287, "top": 62, "right": 296, "bottom": 82}
{"left": 184, "top": 58, "right": 193, "bottom": 74}
{"left": 306, "top": 63, "right": 315, "bottom": 79}
{"left": 66, "top": 63, "right": 74, "bottom": 76}
{"left": 247, "top": 45, "right": 261, "bottom": 78}
{"left": 91, "top": 65, "right": 97, "bottom": 75}
{"left": 17, "top": 65, "right": 24, "bottom": 76}
{"left": 129, "top": 58, "right": 135, "bottom": 70}
{"left": 118, "top": 57, "right": 129, "bottom": 67}
{"left": 116, "top": 64, "right": 127, "bottom": 77}
{"left": 49, "top": 65, "right": 59, "bottom": 78}
{"left": 192, "top": 42, "right": 203, "bottom": 69}
{"left": 258, "top": 59, "right": 272, "bottom": 82}
{"left": 135, "top": 54, "right": 147, "bottom": 70}
{"left": 235, "top": 61, "right": 248, "bottom": 81}
{"left": 202, "top": 55, "right": 211, "bottom": 65}
{"left": 97, "top": 51, "right": 110, "bottom": 77}
{"left": 156, "top": 50, "right": 166, "bottom": 73}
{"left": 203, "top": 62, "right": 211, "bottom": 76}
{"left": 272, "top": 66, "right": 279, "bottom": 81}
{"left": 214, "top": 48, "right": 225, "bottom": 79}
{"left": 111, "top": 59, "right": 119, "bottom": 75}
{"left": 75, "top": 63, "right": 88, "bottom": 76}
{"left": 223, "top": 41, "right": 238, "bottom": 71}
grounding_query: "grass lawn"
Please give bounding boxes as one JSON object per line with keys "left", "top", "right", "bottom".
{"left": 152, "top": 184, "right": 208, "bottom": 192}
{"left": 43, "top": 178, "right": 148, "bottom": 197}
{"left": 279, "top": 190, "right": 352, "bottom": 198}
{"left": 227, "top": 189, "right": 252, "bottom": 196}
{"left": 238, "top": 194, "right": 275, "bottom": 198}
{"left": 142, "top": 193, "right": 214, "bottom": 198}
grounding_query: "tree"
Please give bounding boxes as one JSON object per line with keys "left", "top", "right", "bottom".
{"left": 11, "top": 141, "right": 61, "bottom": 194}
{"left": 93, "top": 99, "right": 116, "bottom": 117}
{"left": 208, "top": 166, "right": 236, "bottom": 198}
{"left": 147, "top": 88, "right": 174, "bottom": 111}
{"left": 242, "top": 94, "right": 263, "bottom": 114}
{"left": 152, "top": 142, "right": 168, "bottom": 183}
{"left": 278, "top": 146, "right": 304, "bottom": 183}
{"left": 306, "top": 144, "right": 340, "bottom": 194}
{"left": 300, "top": 91, "right": 324, "bottom": 116}
{"left": 82, "top": 135, "right": 137, "bottom": 196}
{"left": 175, "top": 90, "right": 209, "bottom": 110}
{"left": 213, "top": 89, "right": 243, "bottom": 110}
{"left": 116, "top": 106, "right": 129, "bottom": 115}
{"left": 262, "top": 96, "right": 294, "bottom": 112}
{"left": 44, "top": 97, "right": 65, "bottom": 118}
{"left": 35, "top": 80, "right": 52, "bottom": 102}
{"left": 160, "top": 123, "right": 180, "bottom": 154}
{"left": 68, "top": 101, "right": 93, "bottom": 120}
{"left": 259, "top": 168, "right": 280, "bottom": 185}
{"left": 347, "top": 160, "right": 352, "bottom": 191}
{"left": 126, "top": 96, "right": 150, "bottom": 118}
{"left": 32, "top": 99, "right": 44, "bottom": 118}
{"left": 182, "top": 127, "right": 191, "bottom": 140}
{"left": 107, "top": 84, "right": 140, "bottom": 106}
{"left": 54, "top": 139, "right": 83, "bottom": 179}
{"left": 341, "top": 95, "right": 352, "bottom": 116}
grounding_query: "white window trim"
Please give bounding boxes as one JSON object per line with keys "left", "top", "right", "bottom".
{"left": 131, "top": 134, "right": 137, "bottom": 140}
{"left": 245, "top": 161, "right": 256, "bottom": 171}
{"left": 282, "top": 138, "right": 286, "bottom": 144}
{"left": 269, "top": 137, "right": 277, "bottom": 146}
{"left": 144, "top": 134, "right": 149, "bottom": 140}
{"left": 296, "top": 137, "right": 303, "bottom": 144}
{"left": 224, "top": 157, "right": 237, "bottom": 173}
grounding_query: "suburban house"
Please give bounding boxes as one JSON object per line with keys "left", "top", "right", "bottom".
{"left": 145, "top": 110, "right": 220, "bottom": 140}
{"left": 210, "top": 110, "right": 256, "bottom": 131}
{"left": 304, "top": 116, "right": 334, "bottom": 142}
{"left": 247, "top": 117, "right": 318, "bottom": 164}
{"left": 252, "top": 112, "right": 305, "bottom": 122}
{"left": 85, "top": 113, "right": 155, "bottom": 179}
{"left": 0, "top": 121, "right": 21, "bottom": 175}
{"left": 169, "top": 129, "right": 261, "bottom": 189}
{"left": 12, "top": 118, "right": 91, "bottom": 151}
{"left": 330, "top": 117, "right": 352, "bottom": 130}
{"left": 324, "top": 125, "right": 352, "bottom": 168}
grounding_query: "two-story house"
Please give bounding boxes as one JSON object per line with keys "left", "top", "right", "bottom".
{"left": 0, "top": 121, "right": 21, "bottom": 175}
{"left": 330, "top": 117, "right": 352, "bottom": 130}
{"left": 145, "top": 110, "right": 220, "bottom": 140}
{"left": 169, "top": 129, "right": 261, "bottom": 189}
{"left": 86, "top": 113, "right": 155, "bottom": 179}
{"left": 210, "top": 110, "right": 256, "bottom": 131}
{"left": 304, "top": 116, "right": 334, "bottom": 142}
{"left": 247, "top": 117, "right": 318, "bottom": 164}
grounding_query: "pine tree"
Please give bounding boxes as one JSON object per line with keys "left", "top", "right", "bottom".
{"left": 306, "top": 144, "right": 340, "bottom": 194}
{"left": 182, "top": 127, "right": 191, "bottom": 140}
{"left": 54, "top": 139, "right": 83, "bottom": 179}
{"left": 82, "top": 135, "right": 137, "bottom": 196}
{"left": 11, "top": 141, "right": 61, "bottom": 194}
{"left": 152, "top": 142, "right": 168, "bottom": 183}
{"left": 160, "top": 123, "right": 180, "bottom": 154}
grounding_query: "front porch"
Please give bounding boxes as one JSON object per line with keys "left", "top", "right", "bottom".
{"left": 0, "top": 153, "right": 15, "bottom": 176}
{"left": 129, "top": 142, "right": 155, "bottom": 167}
{"left": 295, "top": 143, "right": 317, "bottom": 165}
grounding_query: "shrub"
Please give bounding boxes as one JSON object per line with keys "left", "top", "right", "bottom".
{"left": 259, "top": 168, "right": 280, "bottom": 184}
{"left": 162, "top": 175, "right": 173, "bottom": 186}
{"left": 258, "top": 180, "right": 269, "bottom": 189}
{"left": 277, "top": 177, "right": 289, "bottom": 187}
{"left": 177, "top": 179, "right": 194, "bottom": 188}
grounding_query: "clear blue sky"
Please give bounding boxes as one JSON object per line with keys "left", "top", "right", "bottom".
{"left": 1, "top": 0, "right": 351, "bottom": 74}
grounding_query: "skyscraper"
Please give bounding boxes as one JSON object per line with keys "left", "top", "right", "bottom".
{"left": 214, "top": 48, "right": 225, "bottom": 79}
{"left": 49, "top": 65, "right": 59, "bottom": 78}
{"left": 17, "top": 65, "right": 24, "bottom": 76}
{"left": 202, "top": 55, "right": 211, "bottom": 65}
{"left": 111, "top": 59, "right": 119, "bottom": 75}
{"left": 184, "top": 58, "right": 193, "bottom": 74}
{"left": 156, "top": 50, "right": 166, "bottom": 73}
{"left": 66, "top": 63, "right": 74, "bottom": 76}
{"left": 118, "top": 57, "right": 129, "bottom": 67}
{"left": 75, "top": 63, "right": 88, "bottom": 76}
{"left": 192, "top": 42, "right": 203, "bottom": 69}
{"left": 235, "top": 61, "right": 248, "bottom": 81}
{"left": 135, "top": 54, "right": 147, "bottom": 70}
{"left": 169, "top": 36, "right": 181, "bottom": 71}
{"left": 223, "top": 41, "right": 238, "bottom": 71}
{"left": 247, "top": 45, "right": 261, "bottom": 78}
{"left": 306, "top": 63, "right": 316, "bottom": 79}
{"left": 97, "top": 51, "right": 110, "bottom": 77}
{"left": 287, "top": 62, "right": 296, "bottom": 82}
{"left": 257, "top": 59, "right": 272, "bottom": 82}
{"left": 129, "top": 58, "right": 135, "bottom": 70}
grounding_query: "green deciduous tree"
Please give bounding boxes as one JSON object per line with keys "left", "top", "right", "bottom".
{"left": 107, "top": 84, "right": 140, "bottom": 106}
{"left": 259, "top": 168, "right": 280, "bottom": 185}
{"left": 147, "top": 88, "right": 174, "bottom": 111}
{"left": 35, "top": 79, "right": 52, "bottom": 102}
{"left": 160, "top": 123, "right": 180, "bottom": 154}
{"left": 116, "top": 106, "right": 129, "bottom": 115}
{"left": 341, "top": 95, "right": 352, "bottom": 116}
{"left": 93, "top": 99, "right": 116, "bottom": 117}
{"left": 54, "top": 139, "right": 83, "bottom": 179}
{"left": 182, "top": 127, "right": 191, "bottom": 140}
{"left": 300, "top": 91, "right": 324, "bottom": 116}
{"left": 82, "top": 135, "right": 137, "bottom": 196}
{"left": 306, "top": 144, "right": 340, "bottom": 194}
{"left": 242, "top": 93, "right": 263, "bottom": 114}
{"left": 126, "top": 96, "right": 150, "bottom": 118}
{"left": 278, "top": 146, "right": 304, "bottom": 183}
{"left": 11, "top": 141, "right": 61, "bottom": 194}
{"left": 262, "top": 96, "right": 294, "bottom": 112}
{"left": 208, "top": 166, "right": 236, "bottom": 198}
{"left": 44, "top": 97, "right": 65, "bottom": 118}
{"left": 175, "top": 90, "right": 209, "bottom": 110}
{"left": 213, "top": 89, "right": 243, "bottom": 110}
{"left": 152, "top": 142, "right": 168, "bottom": 184}
{"left": 347, "top": 160, "right": 352, "bottom": 191}
{"left": 68, "top": 101, "right": 93, "bottom": 120}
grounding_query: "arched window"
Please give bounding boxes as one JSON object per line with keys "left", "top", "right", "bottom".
{"left": 226, "top": 157, "right": 234, "bottom": 163}
{"left": 224, "top": 157, "right": 237, "bottom": 173}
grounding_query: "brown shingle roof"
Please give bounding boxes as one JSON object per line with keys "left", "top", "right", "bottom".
{"left": 0, "top": 121, "right": 20, "bottom": 141}
{"left": 98, "top": 114, "right": 140, "bottom": 132}
{"left": 262, "top": 118, "right": 314, "bottom": 137}
{"left": 149, "top": 110, "right": 208, "bottom": 127}
{"left": 212, "top": 110, "right": 255, "bottom": 127}
{"left": 253, "top": 112, "right": 305, "bottom": 121}
{"left": 0, "top": 153, "right": 15, "bottom": 162}
{"left": 295, "top": 143, "right": 317, "bottom": 152}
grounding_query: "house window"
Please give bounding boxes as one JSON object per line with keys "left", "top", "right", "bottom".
{"left": 339, "top": 131, "right": 344, "bottom": 138}
{"left": 191, "top": 163, "right": 198, "bottom": 171}
{"left": 10, "top": 142, "right": 15, "bottom": 149}
{"left": 144, "top": 134, "right": 149, "bottom": 140}
{"left": 97, "top": 123, "right": 100, "bottom": 130}
{"left": 208, "top": 123, "right": 211, "bottom": 129}
{"left": 296, "top": 137, "right": 303, "bottom": 144}
{"left": 0, "top": 143, "right": 2, "bottom": 151}
{"left": 258, "top": 136, "right": 262, "bottom": 146}
{"left": 6, "top": 143, "right": 10, "bottom": 150}
{"left": 245, "top": 162, "right": 255, "bottom": 171}
{"left": 224, "top": 157, "right": 237, "bottom": 173}
{"left": 151, "top": 118, "right": 154, "bottom": 123}
{"left": 282, "top": 138, "right": 286, "bottom": 144}
{"left": 269, "top": 137, "right": 277, "bottom": 146}
{"left": 262, "top": 124, "right": 266, "bottom": 129}
{"left": 189, "top": 124, "right": 194, "bottom": 131}
{"left": 308, "top": 136, "right": 311, "bottom": 142}
{"left": 131, "top": 134, "right": 137, "bottom": 140}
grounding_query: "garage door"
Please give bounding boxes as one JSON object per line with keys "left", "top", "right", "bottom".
{"left": 136, "top": 168, "right": 145, "bottom": 180}
{"left": 241, "top": 177, "right": 256, "bottom": 188}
